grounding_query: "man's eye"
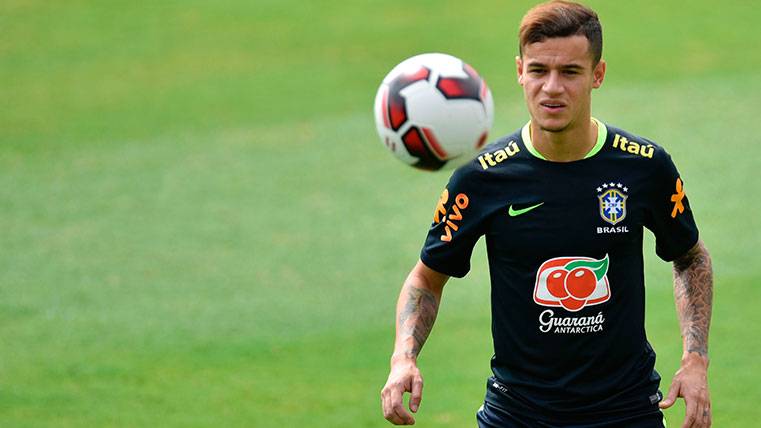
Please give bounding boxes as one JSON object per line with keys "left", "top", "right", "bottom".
{"left": 529, "top": 69, "right": 545, "bottom": 74}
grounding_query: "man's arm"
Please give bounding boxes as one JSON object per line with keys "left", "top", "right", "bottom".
{"left": 659, "top": 240, "right": 713, "bottom": 428}
{"left": 381, "top": 260, "right": 449, "bottom": 425}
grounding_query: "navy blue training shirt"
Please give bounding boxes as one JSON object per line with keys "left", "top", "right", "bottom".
{"left": 420, "top": 119, "right": 699, "bottom": 423}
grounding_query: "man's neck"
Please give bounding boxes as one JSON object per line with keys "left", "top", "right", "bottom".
{"left": 531, "top": 117, "right": 598, "bottom": 162}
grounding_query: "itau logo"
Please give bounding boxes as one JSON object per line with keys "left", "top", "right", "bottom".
{"left": 533, "top": 255, "right": 611, "bottom": 312}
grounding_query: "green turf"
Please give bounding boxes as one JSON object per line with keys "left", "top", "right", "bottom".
{"left": 2, "top": 1, "right": 760, "bottom": 426}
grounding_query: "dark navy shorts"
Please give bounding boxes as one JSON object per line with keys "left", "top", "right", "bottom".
{"left": 476, "top": 401, "right": 666, "bottom": 428}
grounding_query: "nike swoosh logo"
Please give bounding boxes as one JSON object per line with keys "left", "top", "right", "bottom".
{"left": 508, "top": 202, "right": 544, "bottom": 217}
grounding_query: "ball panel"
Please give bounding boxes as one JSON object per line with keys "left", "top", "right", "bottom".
{"left": 476, "top": 131, "right": 488, "bottom": 149}
{"left": 386, "top": 66, "right": 430, "bottom": 131}
{"left": 406, "top": 90, "right": 489, "bottom": 156}
{"left": 421, "top": 127, "right": 448, "bottom": 159}
{"left": 402, "top": 126, "right": 446, "bottom": 171}
{"left": 380, "top": 87, "right": 390, "bottom": 129}
{"left": 436, "top": 63, "right": 482, "bottom": 101}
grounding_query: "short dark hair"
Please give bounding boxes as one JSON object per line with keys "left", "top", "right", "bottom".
{"left": 519, "top": 0, "right": 603, "bottom": 64}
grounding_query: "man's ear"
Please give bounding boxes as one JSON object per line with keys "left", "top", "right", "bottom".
{"left": 592, "top": 59, "right": 606, "bottom": 89}
{"left": 516, "top": 55, "right": 524, "bottom": 85}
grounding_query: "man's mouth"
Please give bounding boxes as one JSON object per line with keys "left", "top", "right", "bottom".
{"left": 540, "top": 102, "right": 566, "bottom": 113}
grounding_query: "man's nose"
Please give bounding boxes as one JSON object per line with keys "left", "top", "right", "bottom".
{"left": 542, "top": 71, "right": 564, "bottom": 95}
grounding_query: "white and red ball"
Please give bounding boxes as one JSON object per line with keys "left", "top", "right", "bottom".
{"left": 373, "top": 53, "right": 494, "bottom": 170}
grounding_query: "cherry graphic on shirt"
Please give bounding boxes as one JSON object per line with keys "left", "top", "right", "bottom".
{"left": 560, "top": 296, "right": 586, "bottom": 311}
{"left": 564, "top": 267, "right": 597, "bottom": 299}
{"left": 546, "top": 269, "right": 569, "bottom": 298}
{"left": 535, "top": 255, "right": 609, "bottom": 312}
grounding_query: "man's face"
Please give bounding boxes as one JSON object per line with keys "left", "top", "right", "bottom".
{"left": 516, "top": 35, "right": 606, "bottom": 133}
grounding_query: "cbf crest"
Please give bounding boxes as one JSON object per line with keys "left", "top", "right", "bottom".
{"left": 597, "top": 182, "right": 628, "bottom": 225}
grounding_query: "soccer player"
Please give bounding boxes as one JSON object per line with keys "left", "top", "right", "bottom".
{"left": 380, "top": 1, "right": 713, "bottom": 427}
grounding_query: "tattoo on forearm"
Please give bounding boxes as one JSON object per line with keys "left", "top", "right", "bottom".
{"left": 673, "top": 240, "right": 713, "bottom": 358}
{"left": 398, "top": 286, "right": 439, "bottom": 358}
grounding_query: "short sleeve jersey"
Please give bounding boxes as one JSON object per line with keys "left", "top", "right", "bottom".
{"left": 420, "top": 119, "right": 699, "bottom": 423}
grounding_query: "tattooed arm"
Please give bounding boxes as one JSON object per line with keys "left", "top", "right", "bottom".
{"left": 659, "top": 240, "right": 714, "bottom": 428}
{"left": 381, "top": 260, "right": 449, "bottom": 425}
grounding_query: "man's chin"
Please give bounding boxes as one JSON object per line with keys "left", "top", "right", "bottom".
{"left": 534, "top": 119, "right": 569, "bottom": 133}
{"left": 540, "top": 125, "right": 567, "bottom": 133}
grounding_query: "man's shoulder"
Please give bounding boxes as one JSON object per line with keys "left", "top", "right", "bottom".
{"left": 456, "top": 130, "right": 526, "bottom": 175}
{"left": 480, "top": 129, "right": 523, "bottom": 154}
{"left": 602, "top": 123, "right": 671, "bottom": 163}
{"left": 442, "top": 131, "right": 524, "bottom": 197}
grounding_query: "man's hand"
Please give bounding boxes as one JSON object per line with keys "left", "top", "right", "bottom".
{"left": 381, "top": 356, "right": 424, "bottom": 425}
{"left": 659, "top": 353, "right": 711, "bottom": 428}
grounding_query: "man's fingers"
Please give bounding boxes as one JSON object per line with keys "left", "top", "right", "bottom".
{"left": 382, "top": 383, "right": 414, "bottom": 425}
{"left": 694, "top": 392, "right": 711, "bottom": 428}
{"left": 659, "top": 382, "right": 680, "bottom": 409}
{"left": 700, "top": 404, "right": 711, "bottom": 427}
{"left": 694, "top": 404, "right": 708, "bottom": 428}
{"left": 392, "top": 401, "right": 415, "bottom": 425}
{"left": 381, "top": 388, "right": 398, "bottom": 424}
{"left": 681, "top": 397, "right": 697, "bottom": 428}
{"left": 389, "top": 384, "right": 415, "bottom": 426}
{"left": 409, "top": 377, "right": 424, "bottom": 413}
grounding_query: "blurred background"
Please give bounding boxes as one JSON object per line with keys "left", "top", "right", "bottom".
{"left": 1, "top": 1, "right": 760, "bottom": 426}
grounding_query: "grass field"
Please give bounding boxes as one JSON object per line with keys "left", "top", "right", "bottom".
{"left": 2, "top": 1, "right": 760, "bottom": 426}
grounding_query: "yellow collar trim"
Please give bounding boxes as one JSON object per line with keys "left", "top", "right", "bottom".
{"left": 521, "top": 117, "right": 607, "bottom": 161}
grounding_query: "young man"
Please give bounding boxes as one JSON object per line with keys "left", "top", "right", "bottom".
{"left": 381, "top": 1, "right": 713, "bottom": 427}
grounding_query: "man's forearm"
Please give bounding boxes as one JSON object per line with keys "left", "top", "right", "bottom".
{"left": 394, "top": 283, "right": 440, "bottom": 360}
{"left": 392, "top": 265, "right": 446, "bottom": 361}
{"left": 672, "top": 240, "right": 713, "bottom": 358}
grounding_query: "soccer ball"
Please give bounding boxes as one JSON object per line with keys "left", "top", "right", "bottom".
{"left": 373, "top": 53, "right": 494, "bottom": 171}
